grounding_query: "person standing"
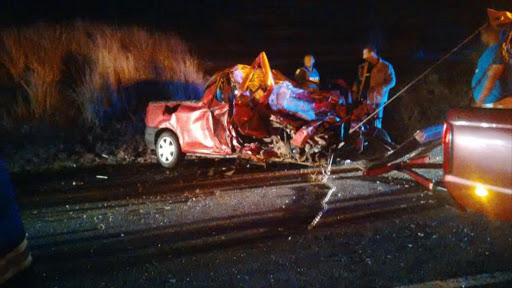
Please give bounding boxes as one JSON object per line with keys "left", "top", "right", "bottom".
{"left": 353, "top": 45, "right": 396, "bottom": 128}
{"left": 472, "top": 9, "right": 512, "bottom": 108}
{"left": 295, "top": 54, "right": 320, "bottom": 90}
{"left": 1, "top": 157, "right": 36, "bottom": 287}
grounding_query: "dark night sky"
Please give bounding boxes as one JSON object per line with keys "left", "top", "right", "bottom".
{"left": 2, "top": 0, "right": 512, "bottom": 79}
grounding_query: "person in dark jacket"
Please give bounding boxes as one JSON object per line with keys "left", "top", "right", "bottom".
{"left": 352, "top": 45, "right": 396, "bottom": 128}
{"left": 295, "top": 54, "right": 320, "bottom": 90}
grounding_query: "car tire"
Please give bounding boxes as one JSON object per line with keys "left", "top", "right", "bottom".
{"left": 156, "top": 130, "right": 181, "bottom": 169}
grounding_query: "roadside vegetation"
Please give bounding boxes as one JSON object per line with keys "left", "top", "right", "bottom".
{"left": 385, "top": 50, "right": 480, "bottom": 143}
{"left": 1, "top": 21, "right": 204, "bottom": 128}
{"left": 0, "top": 22, "right": 205, "bottom": 171}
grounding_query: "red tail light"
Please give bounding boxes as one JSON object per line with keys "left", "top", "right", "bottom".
{"left": 442, "top": 123, "right": 453, "bottom": 173}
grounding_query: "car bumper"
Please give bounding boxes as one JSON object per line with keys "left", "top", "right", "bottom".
{"left": 145, "top": 127, "right": 158, "bottom": 150}
{"left": 443, "top": 174, "right": 512, "bottom": 222}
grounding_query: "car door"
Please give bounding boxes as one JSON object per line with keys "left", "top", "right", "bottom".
{"left": 173, "top": 84, "right": 232, "bottom": 155}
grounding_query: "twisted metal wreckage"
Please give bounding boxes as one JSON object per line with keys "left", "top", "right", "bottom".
{"left": 193, "top": 52, "right": 389, "bottom": 166}
{"left": 146, "top": 8, "right": 512, "bottom": 231}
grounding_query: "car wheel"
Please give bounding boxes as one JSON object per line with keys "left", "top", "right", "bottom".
{"left": 156, "top": 131, "right": 181, "bottom": 169}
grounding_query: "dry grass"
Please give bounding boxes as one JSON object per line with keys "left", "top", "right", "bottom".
{"left": 0, "top": 21, "right": 205, "bottom": 128}
{"left": 389, "top": 60, "right": 476, "bottom": 142}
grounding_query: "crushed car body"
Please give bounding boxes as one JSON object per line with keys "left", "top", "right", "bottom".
{"left": 145, "top": 52, "right": 362, "bottom": 168}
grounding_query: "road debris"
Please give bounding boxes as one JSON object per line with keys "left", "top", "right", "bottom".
{"left": 308, "top": 154, "right": 336, "bottom": 230}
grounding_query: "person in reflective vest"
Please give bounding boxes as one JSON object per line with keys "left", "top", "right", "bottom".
{"left": 295, "top": 54, "right": 320, "bottom": 90}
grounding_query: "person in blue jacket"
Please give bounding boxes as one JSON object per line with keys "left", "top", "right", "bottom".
{"left": 472, "top": 13, "right": 512, "bottom": 107}
{"left": 1, "top": 157, "right": 34, "bottom": 286}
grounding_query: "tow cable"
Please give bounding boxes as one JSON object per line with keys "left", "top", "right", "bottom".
{"left": 308, "top": 23, "right": 488, "bottom": 230}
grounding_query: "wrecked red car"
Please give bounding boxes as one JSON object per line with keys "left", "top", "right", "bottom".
{"left": 145, "top": 52, "right": 349, "bottom": 168}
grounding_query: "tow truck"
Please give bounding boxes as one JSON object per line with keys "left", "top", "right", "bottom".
{"left": 364, "top": 106, "right": 512, "bottom": 222}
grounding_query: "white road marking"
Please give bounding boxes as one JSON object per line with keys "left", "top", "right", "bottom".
{"left": 397, "top": 271, "right": 512, "bottom": 288}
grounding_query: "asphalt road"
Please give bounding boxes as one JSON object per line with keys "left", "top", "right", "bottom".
{"left": 10, "top": 160, "right": 512, "bottom": 287}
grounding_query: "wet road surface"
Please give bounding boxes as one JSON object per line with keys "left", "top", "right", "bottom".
{"left": 11, "top": 160, "right": 512, "bottom": 287}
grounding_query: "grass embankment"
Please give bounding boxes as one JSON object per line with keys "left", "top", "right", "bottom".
{"left": 0, "top": 22, "right": 205, "bottom": 171}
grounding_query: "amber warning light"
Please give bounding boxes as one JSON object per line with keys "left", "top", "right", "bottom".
{"left": 475, "top": 184, "right": 489, "bottom": 197}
